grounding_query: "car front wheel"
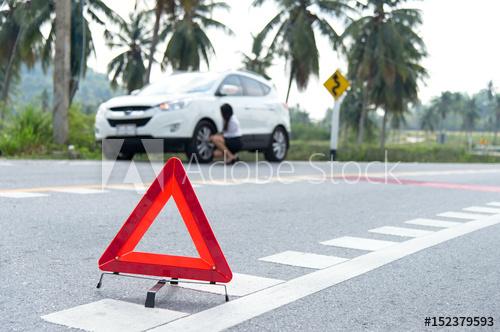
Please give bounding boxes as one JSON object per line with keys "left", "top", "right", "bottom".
{"left": 264, "top": 127, "right": 289, "bottom": 162}
{"left": 186, "top": 120, "right": 216, "bottom": 163}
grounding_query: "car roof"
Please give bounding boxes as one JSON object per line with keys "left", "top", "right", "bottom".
{"left": 168, "top": 70, "right": 272, "bottom": 86}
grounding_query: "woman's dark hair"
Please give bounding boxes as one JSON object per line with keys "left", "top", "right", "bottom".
{"left": 221, "top": 103, "right": 233, "bottom": 131}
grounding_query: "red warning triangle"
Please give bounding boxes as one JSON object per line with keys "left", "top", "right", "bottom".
{"left": 98, "top": 158, "right": 232, "bottom": 283}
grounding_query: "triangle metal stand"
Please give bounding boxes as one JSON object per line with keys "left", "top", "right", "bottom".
{"left": 96, "top": 272, "right": 229, "bottom": 308}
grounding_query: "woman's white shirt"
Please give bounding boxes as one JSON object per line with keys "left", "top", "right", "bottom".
{"left": 223, "top": 116, "right": 242, "bottom": 138}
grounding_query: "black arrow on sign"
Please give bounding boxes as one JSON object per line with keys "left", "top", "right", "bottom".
{"left": 332, "top": 73, "right": 341, "bottom": 97}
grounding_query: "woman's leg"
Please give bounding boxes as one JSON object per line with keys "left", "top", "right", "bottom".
{"left": 210, "top": 135, "right": 235, "bottom": 160}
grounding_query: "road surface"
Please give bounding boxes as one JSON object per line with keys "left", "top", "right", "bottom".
{"left": 1, "top": 159, "right": 499, "bottom": 331}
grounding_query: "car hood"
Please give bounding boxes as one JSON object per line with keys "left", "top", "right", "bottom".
{"left": 103, "top": 93, "right": 197, "bottom": 108}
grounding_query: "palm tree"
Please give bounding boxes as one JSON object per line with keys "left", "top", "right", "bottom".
{"left": 107, "top": 12, "right": 151, "bottom": 94}
{"left": 163, "top": 0, "right": 232, "bottom": 71}
{"left": 427, "top": 91, "right": 460, "bottom": 143}
{"left": 253, "top": 0, "right": 351, "bottom": 102}
{"left": 495, "top": 94, "right": 500, "bottom": 145}
{"left": 145, "top": 0, "right": 176, "bottom": 84}
{"left": 462, "top": 96, "right": 479, "bottom": 148}
{"left": 241, "top": 33, "right": 274, "bottom": 79}
{"left": 29, "top": 0, "right": 120, "bottom": 103}
{"left": 0, "top": 0, "right": 39, "bottom": 108}
{"left": 420, "top": 105, "right": 439, "bottom": 134}
{"left": 343, "top": 0, "right": 427, "bottom": 147}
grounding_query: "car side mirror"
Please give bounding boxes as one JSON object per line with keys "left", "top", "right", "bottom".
{"left": 218, "top": 84, "right": 241, "bottom": 96}
{"left": 130, "top": 89, "right": 140, "bottom": 96}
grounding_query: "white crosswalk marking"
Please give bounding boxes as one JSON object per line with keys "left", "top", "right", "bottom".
{"left": 369, "top": 226, "right": 434, "bottom": 238}
{"left": 405, "top": 218, "right": 462, "bottom": 228}
{"left": 0, "top": 192, "right": 48, "bottom": 198}
{"left": 50, "top": 188, "right": 108, "bottom": 194}
{"left": 176, "top": 273, "right": 283, "bottom": 297}
{"left": 41, "top": 299, "right": 187, "bottom": 332}
{"left": 463, "top": 206, "right": 500, "bottom": 214}
{"left": 437, "top": 211, "right": 488, "bottom": 220}
{"left": 486, "top": 202, "right": 500, "bottom": 207}
{"left": 320, "top": 236, "right": 398, "bottom": 251}
{"left": 259, "top": 251, "right": 348, "bottom": 269}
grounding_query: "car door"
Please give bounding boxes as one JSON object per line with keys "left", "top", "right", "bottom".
{"left": 239, "top": 75, "right": 275, "bottom": 146}
{"left": 215, "top": 75, "right": 252, "bottom": 136}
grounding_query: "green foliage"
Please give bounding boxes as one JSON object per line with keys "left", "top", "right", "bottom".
{"left": 254, "top": 0, "right": 352, "bottom": 100}
{"left": 286, "top": 140, "right": 500, "bottom": 163}
{"left": 163, "top": 1, "right": 232, "bottom": 71}
{"left": 0, "top": 104, "right": 97, "bottom": 157}
{"left": 0, "top": 105, "right": 52, "bottom": 155}
{"left": 241, "top": 33, "right": 274, "bottom": 79}
{"left": 27, "top": 0, "right": 119, "bottom": 102}
{"left": 107, "top": 11, "right": 151, "bottom": 93}
{"left": 343, "top": 0, "right": 427, "bottom": 146}
{"left": 68, "top": 104, "right": 96, "bottom": 153}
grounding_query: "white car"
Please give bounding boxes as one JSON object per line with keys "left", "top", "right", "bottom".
{"left": 95, "top": 70, "right": 291, "bottom": 162}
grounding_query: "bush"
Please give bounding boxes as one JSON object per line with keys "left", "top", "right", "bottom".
{"left": 0, "top": 105, "right": 52, "bottom": 155}
{"left": 286, "top": 140, "right": 500, "bottom": 163}
{"left": 291, "top": 123, "right": 330, "bottom": 141}
{"left": 69, "top": 104, "right": 98, "bottom": 157}
{"left": 0, "top": 104, "right": 98, "bottom": 158}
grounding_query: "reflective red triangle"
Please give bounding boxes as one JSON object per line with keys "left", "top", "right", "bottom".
{"left": 98, "top": 158, "right": 232, "bottom": 283}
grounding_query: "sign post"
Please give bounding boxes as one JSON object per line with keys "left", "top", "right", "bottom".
{"left": 323, "top": 69, "right": 350, "bottom": 160}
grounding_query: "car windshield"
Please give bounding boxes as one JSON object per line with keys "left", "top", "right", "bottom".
{"left": 139, "top": 73, "right": 219, "bottom": 96}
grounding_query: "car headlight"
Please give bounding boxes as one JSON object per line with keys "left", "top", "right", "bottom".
{"left": 156, "top": 100, "right": 188, "bottom": 111}
{"left": 96, "top": 104, "right": 107, "bottom": 116}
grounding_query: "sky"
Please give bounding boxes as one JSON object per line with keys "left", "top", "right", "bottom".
{"left": 88, "top": 0, "right": 500, "bottom": 120}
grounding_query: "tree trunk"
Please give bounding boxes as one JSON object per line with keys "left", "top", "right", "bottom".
{"left": 1, "top": 29, "right": 21, "bottom": 113}
{"left": 53, "top": 0, "right": 71, "bottom": 145}
{"left": 285, "top": 65, "right": 295, "bottom": 104}
{"left": 145, "top": 3, "right": 163, "bottom": 84}
{"left": 494, "top": 113, "right": 500, "bottom": 145}
{"left": 357, "top": 88, "right": 369, "bottom": 145}
{"left": 357, "top": 108, "right": 366, "bottom": 145}
{"left": 380, "top": 110, "right": 388, "bottom": 150}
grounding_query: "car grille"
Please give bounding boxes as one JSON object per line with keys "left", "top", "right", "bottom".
{"left": 109, "top": 106, "right": 151, "bottom": 112}
{"left": 108, "top": 117, "right": 152, "bottom": 127}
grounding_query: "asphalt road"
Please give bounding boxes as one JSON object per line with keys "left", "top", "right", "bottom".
{"left": 1, "top": 158, "right": 499, "bottom": 331}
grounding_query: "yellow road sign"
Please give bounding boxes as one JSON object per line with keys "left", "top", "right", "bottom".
{"left": 323, "top": 69, "right": 350, "bottom": 100}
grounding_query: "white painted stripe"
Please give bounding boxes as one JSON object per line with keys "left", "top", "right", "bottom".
{"left": 369, "top": 226, "right": 434, "bottom": 238}
{"left": 51, "top": 188, "right": 108, "bottom": 194}
{"left": 0, "top": 161, "right": 13, "bottom": 166}
{"left": 463, "top": 206, "right": 500, "bottom": 214}
{"left": 259, "top": 251, "right": 348, "bottom": 269}
{"left": 42, "top": 299, "right": 187, "bottom": 332}
{"left": 320, "top": 236, "right": 397, "bottom": 251}
{"left": 0, "top": 192, "right": 48, "bottom": 198}
{"left": 177, "top": 273, "right": 283, "bottom": 297}
{"left": 150, "top": 214, "right": 500, "bottom": 332}
{"left": 486, "top": 202, "right": 500, "bottom": 207}
{"left": 405, "top": 218, "right": 462, "bottom": 228}
{"left": 437, "top": 211, "right": 488, "bottom": 220}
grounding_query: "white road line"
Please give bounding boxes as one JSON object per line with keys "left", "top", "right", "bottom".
{"left": 259, "top": 251, "right": 348, "bottom": 269}
{"left": 437, "top": 211, "right": 488, "bottom": 220}
{"left": 0, "top": 192, "right": 49, "bottom": 198}
{"left": 50, "top": 188, "right": 108, "bottom": 194}
{"left": 487, "top": 202, "right": 500, "bottom": 207}
{"left": 320, "top": 236, "right": 398, "bottom": 251}
{"left": 369, "top": 226, "right": 434, "bottom": 238}
{"left": 463, "top": 206, "right": 500, "bottom": 214}
{"left": 42, "top": 299, "right": 187, "bottom": 332}
{"left": 405, "top": 218, "right": 462, "bottom": 228}
{"left": 176, "top": 273, "right": 284, "bottom": 297}
{"left": 150, "top": 214, "right": 500, "bottom": 332}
